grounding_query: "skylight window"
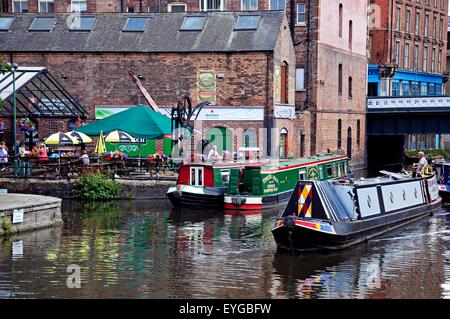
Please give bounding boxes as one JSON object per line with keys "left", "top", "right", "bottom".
{"left": 69, "top": 16, "right": 96, "bottom": 31}
{"left": 0, "top": 17, "right": 14, "bottom": 31}
{"left": 180, "top": 16, "right": 206, "bottom": 31}
{"left": 234, "top": 15, "right": 260, "bottom": 30}
{"left": 123, "top": 17, "right": 148, "bottom": 32}
{"left": 29, "top": 17, "right": 56, "bottom": 31}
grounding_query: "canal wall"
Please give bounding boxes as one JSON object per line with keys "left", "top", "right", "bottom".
{"left": 0, "top": 178, "right": 173, "bottom": 200}
{"left": 0, "top": 194, "right": 63, "bottom": 237}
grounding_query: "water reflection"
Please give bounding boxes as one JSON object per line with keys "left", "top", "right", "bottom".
{"left": 0, "top": 201, "right": 450, "bottom": 298}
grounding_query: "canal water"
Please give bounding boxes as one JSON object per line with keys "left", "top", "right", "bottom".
{"left": 1, "top": 200, "right": 450, "bottom": 299}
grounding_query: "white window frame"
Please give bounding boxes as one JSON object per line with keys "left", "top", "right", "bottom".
{"left": 199, "top": 0, "right": 224, "bottom": 11}
{"left": 168, "top": 2, "right": 187, "bottom": 12}
{"left": 38, "top": 0, "right": 54, "bottom": 13}
{"left": 404, "top": 43, "right": 410, "bottom": 68}
{"left": 12, "top": 0, "right": 28, "bottom": 13}
{"left": 241, "top": 0, "right": 258, "bottom": 11}
{"left": 269, "top": 0, "right": 286, "bottom": 11}
{"left": 71, "top": 0, "right": 87, "bottom": 13}
{"left": 296, "top": 3, "right": 306, "bottom": 26}
{"left": 295, "top": 68, "right": 305, "bottom": 91}
{"left": 423, "top": 46, "right": 428, "bottom": 72}
{"left": 190, "top": 167, "right": 204, "bottom": 186}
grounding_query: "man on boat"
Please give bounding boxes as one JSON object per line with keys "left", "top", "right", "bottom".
{"left": 207, "top": 145, "right": 221, "bottom": 162}
{"left": 416, "top": 151, "right": 428, "bottom": 176}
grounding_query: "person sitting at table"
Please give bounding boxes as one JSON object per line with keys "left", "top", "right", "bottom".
{"left": 18, "top": 142, "right": 29, "bottom": 158}
{"left": 80, "top": 150, "right": 90, "bottom": 165}
{"left": 30, "top": 144, "right": 39, "bottom": 157}
{"left": 0, "top": 141, "right": 8, "bottom": 171}
{"left": 207, "top": 145, "right": 221, "bottom": 162}
{"left": 38, "top": 143, "right": 48, "bottom": 161}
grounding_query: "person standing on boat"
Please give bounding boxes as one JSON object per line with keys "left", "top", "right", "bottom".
{"left": 416, "top": 151, "right": 428, "bottom": 176}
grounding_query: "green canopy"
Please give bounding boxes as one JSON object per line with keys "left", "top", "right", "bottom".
{"left": 76, "top": 106, "right": 172, "bottom": 139}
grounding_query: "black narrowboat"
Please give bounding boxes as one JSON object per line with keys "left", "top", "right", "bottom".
{"left": 272, "top": 174, "right": 442, "bottom": 251}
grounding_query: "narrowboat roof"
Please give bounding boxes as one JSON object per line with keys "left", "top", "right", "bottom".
{"left": 259, "top": 154, "right": 348, "bottom": 172}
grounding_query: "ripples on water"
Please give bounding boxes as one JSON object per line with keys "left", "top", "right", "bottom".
{"left": 1, "top": 200, "right": 450, "bottom": 299}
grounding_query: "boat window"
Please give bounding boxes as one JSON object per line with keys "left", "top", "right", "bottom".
{"left": 337, "top": 163, "right": 341, "bottom": 176}
{"left": 299, "top": 170, "right": 306, "bottom": 181}
{"left": 326, "top": 164, "right": 333, "bottom": 177}
{"left": 319, "top": 166, "right": 324, "bottom": 179}
{"left": 190, "top": 167, "right": 203, "bottom": 186}
{"left": 221, "top": 169, "right": 230, "bottom": 185}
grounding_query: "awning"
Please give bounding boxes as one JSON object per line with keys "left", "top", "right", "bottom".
{"left": 0, "top": 67, "right": 86, "bottom": 118}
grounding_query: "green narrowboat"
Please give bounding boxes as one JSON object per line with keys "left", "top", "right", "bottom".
{"left": 166, "top": 161, "right": 267, "bottom": 207}
{"left": 223, "top": 154, "right": 351, "bottom": 211}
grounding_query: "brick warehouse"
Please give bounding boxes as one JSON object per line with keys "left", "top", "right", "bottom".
{"left": 1, "top": 0, "right": 368, "bottom": 167}
{"left": 0, "top": 11, "right": 298, "bottom": 157}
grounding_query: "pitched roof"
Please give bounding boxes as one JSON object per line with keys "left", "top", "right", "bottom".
{"left": 0, "top": 11, "right": 285, "bottom": 53}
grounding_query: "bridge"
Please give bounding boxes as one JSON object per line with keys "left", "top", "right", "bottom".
{"left": 367, "top": 96, "right": 450, "bottom": 135}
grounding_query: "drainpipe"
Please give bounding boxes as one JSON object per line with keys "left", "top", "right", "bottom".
{"left": 289, "top": 0, "right": 296, "bottom": 42}
{"left": 304, "top": 0, "right": 311, "bottom": 111}
{"left": 266, "top": 52, "right": 272, "bottom": 157}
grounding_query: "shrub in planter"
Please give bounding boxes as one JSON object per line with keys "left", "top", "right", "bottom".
{"left": 75, "top": 173, "right": 121, "bottom": 200}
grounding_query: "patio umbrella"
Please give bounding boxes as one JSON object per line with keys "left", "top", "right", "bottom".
{"left": 66, "top": 131, "right": 92, "bottom": 144}
{"left": 44, "top": 132, "right": 79, "bottom": 145}
{"left": 95, "top": 131, "right": 106, "bottom": 156}
{"left": 104, "top": 130, "right": 136, "bottom": 143}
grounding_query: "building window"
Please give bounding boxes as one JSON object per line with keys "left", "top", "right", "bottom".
{"left": 338, "top": 64, "right": 343, "bottom": 95}
{"left": 127, "top": 6, "right": 135, "bottom": 12}
{"left": 348, "top": 20, "right": 353, "bottom": 50}
{"left": 279, "top": 128, "right": 288, "bottom": 159}
{"left": 29, "top": 17, "right": 55, "bottom": 31}
{"left": 200, "top": 0, "right": 224, "bottom": 11}
{"left": 395, "top": 7, "right": 401, "bottom": 31}
{"left": 71, "top": 0, "right": 87, "bottom": 12}
{"left": 412, "top": 82, "right": 419, "bottom": 96}
{"left": 425, "top": 15, "right": 429, "bottom": 37}
{"left": 0, "top": 17, "right": 15, "bottom": 31}
{"left": 415, "top": 11, "right": 420, "bottom": 36}
{"left": 270, "top": 0, "right": 285, "bottom": 10}
{"left": 420, "top": 82, "right": 428, "bottom": 96}
{"left": 241, "top": 0, "right": 257, "bottom": 11}
{"left": 280, "top": 61, "right": 289, "bottom": 104}
{"left": 394, "top": 40, "right": 400, "bottom": 64}
{"left": 337, "top": 119, "right": 342, "bottom": 149}
{"left": 431, "top": 48, "right": 436, "bottom": 72}
{"left": 413, "top": 44, "right": 419, "bottom": 70}
{"left": 433, "top": 16, "right": 437, "bottom": 38}
{"left": 429, "top": 83, "right": 435, "bottom": 95}
{"left": 406, "top": 9, "right": 411, "bottom": 32}
{"left": 404, "top": 43, "right": 410, "bottom": 68}
{"left": 13, "top": 0, "right": 28, "bottom": 12}
{"left": 69, "top": 16, "right": 96, "bottom": 31}
{"left": 356, "top": 119, "right": 361, "bottom": 149}
{"left": 439, "top": 18, "right": 443, "bottom": 40}
{"left": 402, "top": 81, "right": 411, "bottom": 96}
{"left": 168, "top": 2, "right": 187, "bottom": 12}
{"left": 243, "top": 129, "right": 257, "bottom": 148}
{"left": 438, "top": 49, "right": 442, "bottom": 73}
{"left": 338, "top": 3, "right": 343, "bottom": 37}
{"left": 423, "top": 46, "right": 428, "bottom": 72}
{"left": 436, "top": 84, "right": 442, "bottom": 95}
{"left": 295, "top": 68, "right": 305, "bottom": 91}
{"left": 348, "top": 76, "right": 352, "bottom": 98}
{"left": 297, "top": 3, "right": 305, "bottom": 24}
{"left": 392, "top": 80, "right": 401, "bottom": 96}
{"left": 39, "top": 0, "right": 54, "bottom": 13}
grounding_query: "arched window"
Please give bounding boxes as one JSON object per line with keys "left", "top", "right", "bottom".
{"left": 280, "top": 128, "right": 288, "bottom": 159}
{"left": 338, "top": 64, "right": 343, "bottom": 95}
{"left": 348, "top": 76, "right": 352, "bottom": 98}
{"left": 347, "top": 127, "right": 352, "bottom": 159}
{"left": 339, "top": 4, "right": 343, "bottom": 37}
{"left": 356, "top": 119, "right": 361, "bottom": 149}
{"left": 348, "top": 20, "right": 353, "bottom": 49}
{"left": 243, "top": 129, "right": 257, "bottom": 148}
{"left": 281, "top": 61, "right": 289, "bottom": 104}
{"left": 337, "top": 119, "right": 342, "bottom": 149}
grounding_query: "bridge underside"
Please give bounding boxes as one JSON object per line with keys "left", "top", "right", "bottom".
{"left": 367, "top": 109, "right": 450, "bottom": 135}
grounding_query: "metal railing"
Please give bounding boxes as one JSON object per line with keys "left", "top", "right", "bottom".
{"left": 367, "top": 95, "right": 450, "bottom": 109}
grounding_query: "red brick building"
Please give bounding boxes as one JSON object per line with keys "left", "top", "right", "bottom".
{"left": 0, "top": 11, "right": 298, "bottom": 157}
{"left": 1, "top": 1, "right": 368, "bottom": 166}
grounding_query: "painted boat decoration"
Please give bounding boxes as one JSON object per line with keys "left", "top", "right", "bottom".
{"left": 166, "top": 161, "right": 266, "bottom": 207}
{"left": 272, "top": 173, "right": 441, "bottom": 251}
{"left": 224, "top": 154, "right": 351, "bottom": 211}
